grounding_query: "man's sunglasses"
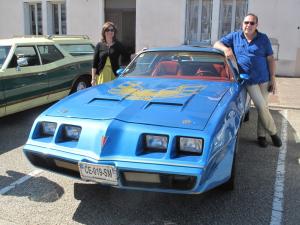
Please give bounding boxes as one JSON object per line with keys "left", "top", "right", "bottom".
{"left": 105, "top": 28, "right": 115, "bottom": 32}
{"left": 244, "top": 21, "right": 256, "bottom": 25}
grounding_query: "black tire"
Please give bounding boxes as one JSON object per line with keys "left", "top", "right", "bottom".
{"left": 220, "top": 136, "right": 239, "bottom": 191}
{"left": 220, "top": 155, "right": 235, "bottom": 191}
{"left": 70, "top": 76, "right": 91, "bottom": 94}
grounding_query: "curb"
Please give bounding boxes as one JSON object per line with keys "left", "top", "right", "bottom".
{"left": 269, "top": 104, "right": 300, "bottom": 111}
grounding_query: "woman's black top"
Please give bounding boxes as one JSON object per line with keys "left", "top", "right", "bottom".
{"left": 92, "top": 41, "right": 130, "bottom": 76}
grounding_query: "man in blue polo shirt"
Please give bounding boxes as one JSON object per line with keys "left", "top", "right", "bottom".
{"left": 213, "top": 13, "right": 282, "bottom": 148}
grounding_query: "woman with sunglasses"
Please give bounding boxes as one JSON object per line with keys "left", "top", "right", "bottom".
{"left": 91, "top": 21, "right": 129, "bottom": 86}
{"left": 213, "top": 13, "right": 282, "bottom": 148}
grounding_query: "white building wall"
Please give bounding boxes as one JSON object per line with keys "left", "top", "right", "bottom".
{"left": 0, "top": 0, "right": 104, "bottom": 44}
{"left": 66, "top": 0, "right": 104, "bottom": 45}
{"left": 136, "top": 0, "right": 300, "bottom": 76}
{"left": 211, "top": 0, "right": 221, "bottom": 44}
{"left": 0, "top": 0, "right": 24, "bottom": 38}
{"left": 136, "top": 0, "right": 186, "bottom": 52}
{"left": 248, "top": 0, "right": 300, "bottom": 76}
{"left": 0, "top": 0, "right": 299, "bottom": 76}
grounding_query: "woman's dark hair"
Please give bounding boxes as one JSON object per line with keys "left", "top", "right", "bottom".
{"left": 101, "top": 21, "right": 118, "bottom": 43}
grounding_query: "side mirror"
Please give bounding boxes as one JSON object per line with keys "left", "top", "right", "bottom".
{"left": 116, "top": 68, "right": 125, "bottom": 76}
{"left": 239, "top": 73, "right": 250, "bottom": 80}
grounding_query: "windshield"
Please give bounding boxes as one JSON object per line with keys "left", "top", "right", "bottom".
{"left": 0, "top": 46, "right": 11, "bottom": 69}
{"left": 122, "top": 51, "right": 232, "bottom": 81}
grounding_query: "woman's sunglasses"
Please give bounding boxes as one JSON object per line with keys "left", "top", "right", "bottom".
{"left": 244, "top": 21, "right": 256, "bottom": 26}
{"left": 105, "top": 28, "right": 115, "bottom": 32}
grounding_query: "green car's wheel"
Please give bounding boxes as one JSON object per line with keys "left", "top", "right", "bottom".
{"left": 71, "top": 76, "right": 91, "bottom": 94}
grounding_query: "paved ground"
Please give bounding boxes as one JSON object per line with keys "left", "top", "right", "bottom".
{"left": 269, "top": 76, "right": 300, "bottom": 148}
{"left": 0, "top": 76, "right": 299, "bottom": 225}
{"left": 269, "top": 77, "right": 300, "bottom": 110}
{"left": 271, "top": 77, "right": 300, "bottom": 167}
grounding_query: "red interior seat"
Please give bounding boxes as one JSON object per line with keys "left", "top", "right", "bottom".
{"left": 213, "top": 63, "right": 228, "bottom": 78}
{"left": 152, "top": 61, "right": 180, "bottom": 76}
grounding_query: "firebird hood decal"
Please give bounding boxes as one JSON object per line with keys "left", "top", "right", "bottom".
{"left": 46, "top": 78, "right": 231, "bottom": 130}
{"left": 107, "top": 81, "right": 205, "bottom": 101}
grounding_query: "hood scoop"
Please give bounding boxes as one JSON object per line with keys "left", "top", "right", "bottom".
{"left": 143, "top": 102, "right": 184, "bottom": 112}
{"left": 88, "top": 97, "right": 120, "bottom": 104}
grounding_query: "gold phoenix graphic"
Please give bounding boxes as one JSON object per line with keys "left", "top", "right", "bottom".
{"left": 108, "top": 81, "right": 206, "bottom": 101}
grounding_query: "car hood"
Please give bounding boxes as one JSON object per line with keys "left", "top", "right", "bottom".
{"left": 46, "top": 77, "right": 231, "bottom": 130}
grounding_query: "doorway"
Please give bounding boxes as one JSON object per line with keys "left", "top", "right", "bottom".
{"left": 105, "top": 0, "right": 136, "bottom": 55}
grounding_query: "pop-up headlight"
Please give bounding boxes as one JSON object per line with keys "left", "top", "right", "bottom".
{"left": 40, "top": 121, "right": 57, "bottom": 137}
{"left": 178, "top": 136, "right": 203, "bottom": 155}
{"left": 62, "top": 125, "right": 81, "bottom": 141}
{"left": 145, "top": 134, "right": 168, "bottom": 151}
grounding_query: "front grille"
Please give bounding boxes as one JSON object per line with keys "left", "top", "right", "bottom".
{"left": 24, "top": 151, "right": 80, "bottom": 178}
{"left": 120, "top": 171, "right": 196, "bottom": 190}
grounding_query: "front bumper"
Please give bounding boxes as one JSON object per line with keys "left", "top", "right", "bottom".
{"left": 24, "top": 145, "right": 204, "bottom": 194}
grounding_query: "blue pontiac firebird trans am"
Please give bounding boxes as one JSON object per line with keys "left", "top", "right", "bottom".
{"left": 23, "top": 46, "right": 250, "bottom": 194}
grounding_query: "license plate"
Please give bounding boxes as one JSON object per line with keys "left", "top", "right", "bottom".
{"left": 78, "top": 162, "right": 118, "bottom": 185}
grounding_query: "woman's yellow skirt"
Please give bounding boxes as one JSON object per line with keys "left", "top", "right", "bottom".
{"left": 96, "top": 58, "right": 115, "bottom": 85}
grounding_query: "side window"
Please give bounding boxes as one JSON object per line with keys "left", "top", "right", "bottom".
{"left": 49, "top": 2, "right": 67, "bottom": 35}
{"left": 24, "top": 2, "right": 43, "bottom": 35}
{"left": 15, "top": 46, "right": 40, "bottom": 67}
{"left": 185, "top": 0, "right": 213, "bottom": 45}
{"left": 59, "top": 44, "right": 94, "bottom": 56}
{"left": 7, "top": 54, "right": 18, "bottom": 69}
{"left": 219, "top": 0, "right": 248, "bottom": 38}
{"left": 0, "top": 46, "right": 12, "bottom": 69}
{"left": 227, "top": 58, "right": 239, "bottom": 78}
{"left": 185, "top": 0, "right": 248, "bottom": 44}
{"left": 37, "top": 45, "right": 64, "bottom": 64}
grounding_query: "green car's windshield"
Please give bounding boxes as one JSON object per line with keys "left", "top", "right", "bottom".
{"left": 0, "top": 46, "right": 11, "bottom": 69}
{"left": 122, "top": 51, "right": 231, "bottom": 80}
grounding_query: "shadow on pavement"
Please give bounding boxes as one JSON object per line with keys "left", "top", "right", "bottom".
{"left": 72, "top": 183, "right": 231, "bottom": 225}
{"left": 0, "top": 170, "right": 64, "bottom": 203}
{"left": 70, "top": 108, "right": 300, "bottom": 225}
{"left": 0, "top": 104, "right": 51, "bottom": 155}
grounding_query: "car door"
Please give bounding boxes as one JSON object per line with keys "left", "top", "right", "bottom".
{"left": 3, "top": 45, "right": 48, "bottom": 115}
{"left": 0, "top": 45, "right": 11, "bottom": 117}
{"left": 36, "top": 44, "right": 70, "bottom": 102}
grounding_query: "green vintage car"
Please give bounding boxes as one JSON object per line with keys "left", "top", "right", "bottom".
{"left": 0, "top": 35, "right": 94, "bottom": 117}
